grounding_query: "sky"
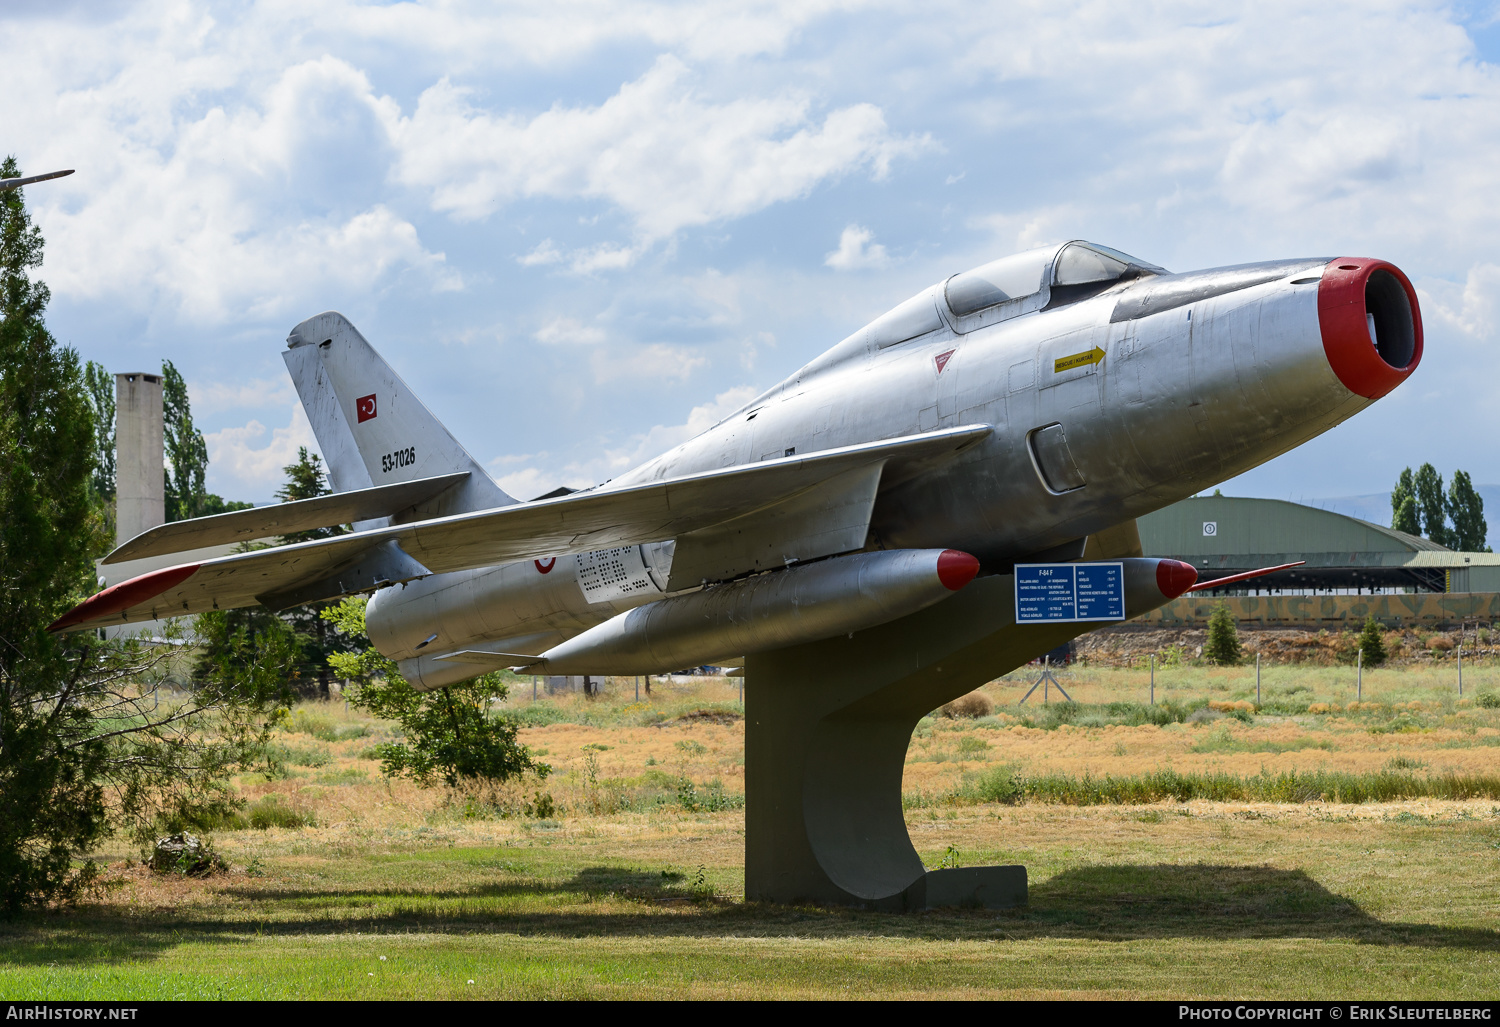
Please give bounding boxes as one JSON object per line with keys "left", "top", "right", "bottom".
{"left": 5, "top": 0, "right": 1500, "bottom": 519}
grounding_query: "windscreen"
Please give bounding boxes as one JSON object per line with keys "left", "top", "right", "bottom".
{"left": 1053, "top": 242, "right": 1164, "bottom": 286}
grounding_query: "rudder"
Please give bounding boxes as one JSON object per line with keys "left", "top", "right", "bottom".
{"left": 283, "top": 311, "right": 514, "bottom": 517}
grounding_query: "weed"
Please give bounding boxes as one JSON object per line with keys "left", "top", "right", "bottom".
{"left": 689, "top": 863, "right": 712, "bottom": 899}
{"left": 1476, "top": 691, "right": 1500, "bottom": 710}
{"left": 265, "top": 742, "right": 332, "bottom": 770}
{"left": 1008, "top": 769, "right": 1500, "bottom": 805}
{"left": 955, "top": 735, "right": 990, "bottom": 758}
{"left": 676, "top": 779, "right": 744, "bottom": 813}
{"left": 948, "top": 765, "right": 1021, "bottom": 805}
{"left": 1384, "top": 756, "right": 1428, "bottom": 771}
{"left": 247, "top": 796, "right": 314, "bottom": 830}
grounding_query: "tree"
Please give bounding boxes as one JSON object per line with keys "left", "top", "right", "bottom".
{"left": 276, "top": 447, "right": 350, "bottom": 698}
{"left": 323, "top": 597, "right": 548, "bottom": 788}
{"left": 161, "top": 359, "right": 208, "bottom": 522}
{"left": 159, "top": 359, "right": 251, "bottom": 520}
{"left": 82, "top": 360, "right": 115, "bottom": 503}
{"left": 1413, "top": 463, "right": 1450, "bottom": 547}
{"left": 1204, "top": 602, "right": 1241, "bottom": 666}
{"left": 1391, "top": 468, "right": 1420, "bottom": 536}
{"left": 1447, "top": 470, "right": 1489, "bottom": 552}
{"left": 0, "top": 157, "right": 297, "bottom": 912}
{"left": 1356, "top": 615, "right": 1388, "bottom": 667}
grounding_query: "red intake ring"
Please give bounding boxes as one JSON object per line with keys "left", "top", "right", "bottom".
{"left": 47, "top": 563, "right": 200, "bottom": 632}
{"left": 1318, "top": 258, "right": 1423, "bottom": 400}
{"left": 937, "top": 550, "right": 981, "bottom": 591}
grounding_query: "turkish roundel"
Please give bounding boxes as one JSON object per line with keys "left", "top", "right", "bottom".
{"left": 356, "top": 394, "right": 377, "bottom": 422}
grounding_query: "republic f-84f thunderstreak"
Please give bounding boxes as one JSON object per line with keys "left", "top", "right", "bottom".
{"left": 56, "top": 241, "right": 1420, "bottom": 685}
{"left": 54, "top": 240, "right": 1423, "bottom": 909}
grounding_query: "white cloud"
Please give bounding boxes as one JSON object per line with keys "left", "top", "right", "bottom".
{"left": 387, "top": 56, "right": 929, "bottom": 245}
{"left": 824, "top": 224, "right": 889, "bottom": 270}
{"left": 29, "top": 55, "right": 456, "bottom": 322}
{"left": 489, "top": 384, "right": 759, "bottom": 497}
{"left": 189, "top": 376, "right": 295, "bottom": 414}
{"left": 518, "top": 239, "right": 563, "bottom": 266}
{"left": 534, "top": 317, "right": 606, "bottom": 345}
{"left": 1423, "top": 263, "right": 1500, "bottom": 338}
{"left": 204, "top": 403, "right": 319, "bottom": 500}
{"left": 591, "top": 343, "right": 707, "bottom": 384}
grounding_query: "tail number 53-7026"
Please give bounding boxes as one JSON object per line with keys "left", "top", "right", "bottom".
{"left": 382, "top": 447, "right": 415, "bottom": 473}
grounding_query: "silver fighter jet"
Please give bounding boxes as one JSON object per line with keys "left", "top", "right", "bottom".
{"left": 55, "top": 241, "right": 1423, "bottom": 685}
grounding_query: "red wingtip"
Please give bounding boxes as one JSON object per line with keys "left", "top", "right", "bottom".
{"left": 48, "top": 563, "right": 200, "bottom": 632}
{"left": 1155, "top": 559, "right": 1198, "bottom": 599}
{"left": 936, "top": 549, "right": 981, "bottom": 591}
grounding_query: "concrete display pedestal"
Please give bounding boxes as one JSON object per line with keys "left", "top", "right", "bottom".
{"left": 744, "top": 573, "right": 1086, "bottom": 910}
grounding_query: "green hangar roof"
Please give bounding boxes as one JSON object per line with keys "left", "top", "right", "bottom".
{"left": 1137, "top": 496, "right": 1499, "bottom": 593}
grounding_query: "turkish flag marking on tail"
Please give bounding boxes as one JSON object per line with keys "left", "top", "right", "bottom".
{"left": 356, "top": 394, "right": 377, "bottom": 422}
{"left": 935, "top": 349, "right": 955, "bottom": 374}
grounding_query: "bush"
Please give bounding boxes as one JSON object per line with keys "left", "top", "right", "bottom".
{"left": 940, "top": 692, "right": 994, "bottom": 718}
{"left": 1475, "top": 691, "right": 1500, "bottom": 709}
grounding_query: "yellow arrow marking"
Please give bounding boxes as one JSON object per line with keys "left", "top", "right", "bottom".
{"left": 1054, "top": 345, "right": 1106, "bottom": 374}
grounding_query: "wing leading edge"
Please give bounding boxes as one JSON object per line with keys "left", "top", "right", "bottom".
{"left": 50, "top": 424, "right": 992, "bottom": 633}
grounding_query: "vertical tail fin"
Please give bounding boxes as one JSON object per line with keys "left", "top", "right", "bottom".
{"left": 283, "top": 311, "right": 514, "bottom": 517}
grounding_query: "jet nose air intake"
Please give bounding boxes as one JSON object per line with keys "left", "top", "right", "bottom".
{"left": 1318, "top": 259, "right": 1422, "bottom": 399}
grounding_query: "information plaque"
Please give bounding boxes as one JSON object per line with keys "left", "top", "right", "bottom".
{"left": 1014, "top": 562, "right": 1126, "bottom": 623}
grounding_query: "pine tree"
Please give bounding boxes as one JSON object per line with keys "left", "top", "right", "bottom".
{"left": 1447, "top": 470, "right": 1489, "bottom": 552}
{"left": 1357, "top": 615, "right": 1388, "bottom": 667}
{"left": 1204, "top": 603, "right": 1241, "bottom": 666}
{"left": 1413, "top": 463, "right": 1450, "bottom": 547}
{"left": 1, "top": 157, "right": 296, "bottom": 911}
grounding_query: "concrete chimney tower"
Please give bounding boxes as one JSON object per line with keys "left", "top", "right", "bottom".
{"left": 115, "top": 372, "right": 164, "bottom": 549}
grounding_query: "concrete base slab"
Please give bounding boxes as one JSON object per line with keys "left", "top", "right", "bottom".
{"left": 910, "top": 866, "right": 1028, "bottom": 910}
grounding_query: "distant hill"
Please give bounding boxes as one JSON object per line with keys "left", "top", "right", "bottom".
{"left": 1300, "top": 485, "right": 1500, "bottom": 551}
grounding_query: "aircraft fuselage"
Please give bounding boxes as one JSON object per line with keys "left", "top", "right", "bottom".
{"left": 371, "top": 246, "right": 1421, "bottom": 686}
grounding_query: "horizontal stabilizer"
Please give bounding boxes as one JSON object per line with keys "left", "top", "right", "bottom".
{"left": 104, "top": 472, "right": 469, "bottom": 564}
{"left": 51, "top": 424, "right": 991, "bottom": 633}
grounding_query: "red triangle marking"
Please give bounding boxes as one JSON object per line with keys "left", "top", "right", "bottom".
{"left": 934, "top": 349, "right": 955, "bottom": 374}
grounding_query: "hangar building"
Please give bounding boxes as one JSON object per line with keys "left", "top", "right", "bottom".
{"left": 1135, "top": 496, "right": 1500, "bottom": 628}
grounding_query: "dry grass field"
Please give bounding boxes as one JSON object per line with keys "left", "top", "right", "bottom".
{"left": 2, "top": 658, "right": 1499, "bottom": 1000}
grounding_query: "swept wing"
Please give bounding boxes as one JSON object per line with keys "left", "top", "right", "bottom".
{"left": 50, "top": 424, "right": 991, "bottom": 633}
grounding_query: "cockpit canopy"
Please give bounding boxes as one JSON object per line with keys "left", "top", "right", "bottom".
{"left": 782, "top": 241, "right": 1164, "bottom": 394}
{"left": 945, "top": 241, "right": 1164, "bottom": 325}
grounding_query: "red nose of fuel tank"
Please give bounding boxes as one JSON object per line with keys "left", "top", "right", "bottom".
{"left": 1318, "top": 259, "right": 1422, "bottom": 399}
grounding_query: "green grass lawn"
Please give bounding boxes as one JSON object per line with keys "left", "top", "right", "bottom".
{"left": 3, "top": 802, "right": 1498, "bottom": 999}
{"left": 3, "top": 667, "right": 1500, "bottom": 1000}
